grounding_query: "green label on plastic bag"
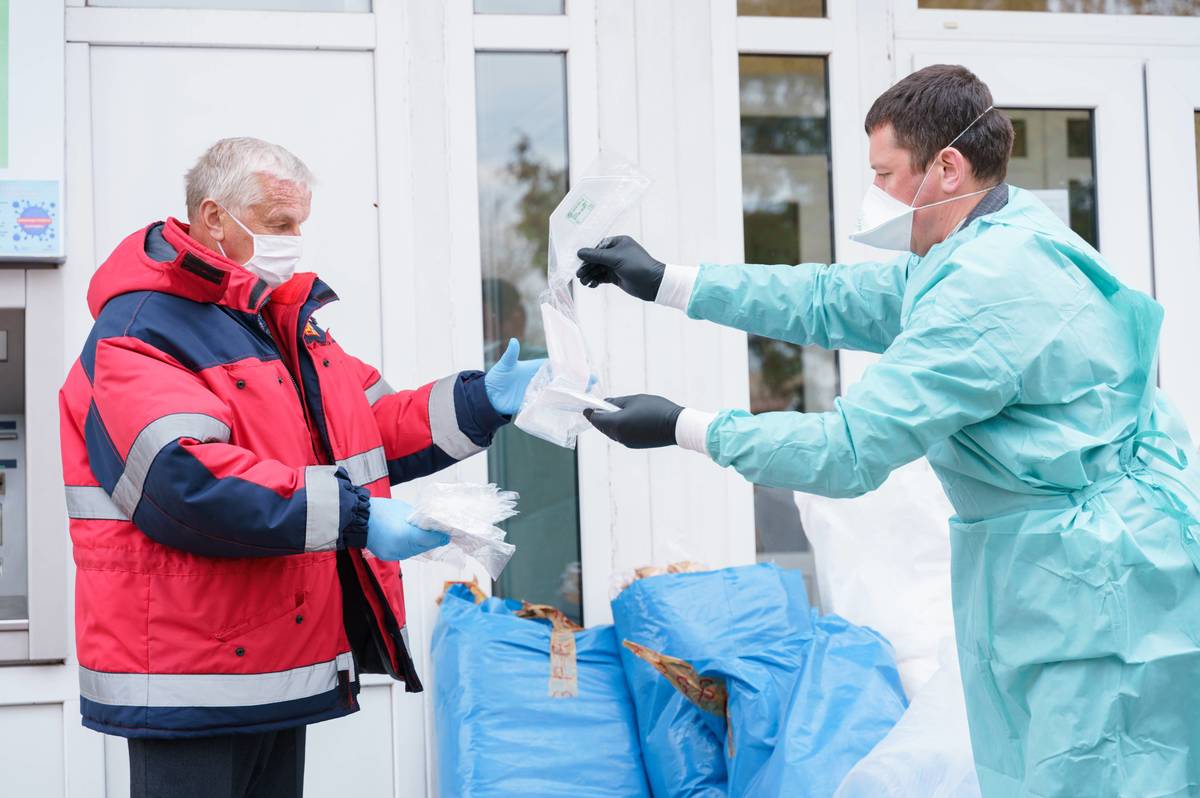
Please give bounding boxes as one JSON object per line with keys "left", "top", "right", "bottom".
{"left": 566, "top": 196, "right": 594, "bottom": 225}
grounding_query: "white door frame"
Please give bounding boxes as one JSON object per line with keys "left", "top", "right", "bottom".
{"left": 1146, "top": 56, "right": 1200, "bottom": 437}
{"left": 892, "top": 0, "right": 1200, "bottom": 47}
{"left": 453, "top": 2, "right": 614, "bottom": 623}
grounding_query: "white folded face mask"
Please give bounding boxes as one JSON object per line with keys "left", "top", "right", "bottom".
{"left": 850, "top": 105, "right": 996, "bottom": 253}
{"left": 849, "top": 183, "right": 994, "bottom": 252}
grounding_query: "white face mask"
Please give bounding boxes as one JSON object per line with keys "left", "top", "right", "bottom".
{"left": 850, "top": 105, "right": 996, "bottom": 253}
{"left": 217, "top": 205, "right": 303, "bottom": 288}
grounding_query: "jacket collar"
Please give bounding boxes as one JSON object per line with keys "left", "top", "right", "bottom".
{"left": 158, "top": 217, "right": 276, "bottom": 314}
{"left": 87, "top": 218, "right": 336, "bottom": 321}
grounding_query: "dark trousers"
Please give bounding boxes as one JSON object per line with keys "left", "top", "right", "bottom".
{"left": 128, "top": 726, "right": 306, "bottom": 798}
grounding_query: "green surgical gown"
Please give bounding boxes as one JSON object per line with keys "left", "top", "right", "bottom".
{"left": 690, "top": 186, "right": 1200, "bottom": 797}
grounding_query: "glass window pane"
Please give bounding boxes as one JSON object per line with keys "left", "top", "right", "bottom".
{"left": 475, "top": 0, "right": 564, "bottom": 13}
{"left": 475, "top": 52, "right": 582, "bottom": 624}
{"left": 88, "top": 0, "right": 370, "bottom": 9}
{"left": 739, "top": 55, "right": 835, "bottom": 608}
{"left": 1194, "top": 112, "right": 1199, "bottom": 220}
{"left": 737, "top": 0, "right": 824, "bottom": 15}
{"left": 0, "top": 309, "right": 26, "bottom": 623}
{"left": 918, "top": 0, "right": 1198, "bottom": 15}
{"left": 1002, "top": 109, "right": 1098, "bottom": 249}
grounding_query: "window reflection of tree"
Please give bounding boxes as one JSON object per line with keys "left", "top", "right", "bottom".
{"left": 480, "top": 134, "right": 566, "bottom": 364}
{"left": 737, "top": 0, "right": 824, "bottom": 16}
{"left": 508, "top": 135, "right": 566, "bottom": 268}
{"left": 740, "top": 56, "right": 834, "bottom": 415}
{"left": 919, "top": 0, "right": 1198, "bottom": 14}
{"left": 478, "top": 130, "right": 581, "bottom": 624}
{"left": 1194, "top": 114, "right": 1200, "bottom": 213}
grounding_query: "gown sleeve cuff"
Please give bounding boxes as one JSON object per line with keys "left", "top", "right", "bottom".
{"left": 675, "top": 408, "right": 717, "bottom": 457}
{"left": 654, "top": 264, "right": 699, "bottom": 312}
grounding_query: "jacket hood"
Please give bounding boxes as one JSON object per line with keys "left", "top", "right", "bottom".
{"left": 87, "top": 218, "right": 286, "bottom": 319}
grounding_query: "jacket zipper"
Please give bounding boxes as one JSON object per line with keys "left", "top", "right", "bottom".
{"left": 289, "top": 290, "right": 342, "bottom": 465}
{"left": 255, "top": 312, "right": 327, "bottom": 465}
{"left": 257, "top": 313, "right": 304, "bottom": 404}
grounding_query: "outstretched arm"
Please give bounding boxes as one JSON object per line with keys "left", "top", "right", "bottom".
{"left": 669, "top": 257, "right": 910, "bottom": 354}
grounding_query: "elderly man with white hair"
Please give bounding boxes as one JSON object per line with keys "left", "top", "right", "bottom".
{"left": 58, "top": 138, "right": 543, "bottom": 797}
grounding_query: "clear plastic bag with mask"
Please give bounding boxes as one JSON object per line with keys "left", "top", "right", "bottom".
{"left": 514, "top": 154, "right": 651, "bottom": 449}
{"left": 408, "top": 483, "right": 519, "bottom": 580}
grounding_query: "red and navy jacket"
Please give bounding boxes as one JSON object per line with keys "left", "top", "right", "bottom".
{"left": 58, "top": 218, "right": 507, "bottom": 739}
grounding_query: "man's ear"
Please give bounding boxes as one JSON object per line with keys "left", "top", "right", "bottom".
{"left": 939, "top": 147, "right": 969, "bottom": 193}
{"left": 195, "top": 199, "right": 225, "bottom": 242}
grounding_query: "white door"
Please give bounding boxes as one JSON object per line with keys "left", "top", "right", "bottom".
{"left": 1147, "top": 57, "right": 1200, "bottom": 437}
{"left": 80, "top": 43, "right": 417, "bottom": 798}
{"left": 87, "top": 46, "right": 384, "bottom": 363}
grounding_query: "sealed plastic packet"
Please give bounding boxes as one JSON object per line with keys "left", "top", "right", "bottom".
{"left": 407, "top": 483, "right": 519, "bottom": 580}
{"left": 515, "top": 153, "right": 651, "bottom": 448}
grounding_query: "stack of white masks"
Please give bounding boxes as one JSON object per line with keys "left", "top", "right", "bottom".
{"left": 514, "top": 154, "right": 651, "bottom": 448}
{"left": 408, "top": 483, "right": 519, "bottom": 580}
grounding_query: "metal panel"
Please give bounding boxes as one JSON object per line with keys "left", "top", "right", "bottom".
{"left": 1146, "top": 57, "right": 1200, "bottom": 437}
{"left": 0, "top": 704, "right": 65, "bottom": 797}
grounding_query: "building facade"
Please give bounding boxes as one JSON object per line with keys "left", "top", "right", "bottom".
{"left": 1, "top": 0, "right": 1198, "bottom": 795}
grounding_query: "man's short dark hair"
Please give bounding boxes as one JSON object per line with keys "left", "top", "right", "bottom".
{"left": 864, "top": 64, "right": 1014, "bottom": 183}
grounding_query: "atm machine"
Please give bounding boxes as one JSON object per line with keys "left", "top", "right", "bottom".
{"left": 0, "top": 0, "right": 66, "bottom": 630}
{"left": 0, "top": 415, "right": 25, "bottom": 623}
{"left": 0, "top": 313, "right": 26, "bottom": 624}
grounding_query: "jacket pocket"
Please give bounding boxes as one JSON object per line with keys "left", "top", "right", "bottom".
{"left": 214, "top": 590, "right": 308, "bottom": 642}
{"left": 219, "top": 360, "right": 314, "bottom": 464}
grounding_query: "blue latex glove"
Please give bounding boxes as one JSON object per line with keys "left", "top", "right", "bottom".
{"left": 484, "top": 338, "right": 546, "bottom": 416}
{"left": 366, "top": 497, "right": 450, "bottom": 561}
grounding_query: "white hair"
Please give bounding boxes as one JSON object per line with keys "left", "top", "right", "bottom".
{"left": 184, "top": 137, "right": 315, "bottom": 218}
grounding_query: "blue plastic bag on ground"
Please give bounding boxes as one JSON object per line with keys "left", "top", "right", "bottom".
{"left": 433, "top": 583, "right": 651, "bottom": 798}
{"left": 742, "top": 614, "right": 910, "bottom": 797}
{"left": 612, "top": 564, "right": 810, "bottom": 797}
{"left": 612, "top": 564, "right": 907, "bottom": 798}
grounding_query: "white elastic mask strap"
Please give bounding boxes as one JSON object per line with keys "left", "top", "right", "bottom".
{"left": 216, "top": 204, "right": 254, "bottom": 263}
{"left": 947, "top": 104, "right": 995, "bottom": 150}
{"left": 910, "top": 104, "right": 995, "bottom": 209}
{"left": 221, "top": 205, "right": 255, "bottom": 237}
{"left": 916, "top": 184, "right": 996, "bottom": 213}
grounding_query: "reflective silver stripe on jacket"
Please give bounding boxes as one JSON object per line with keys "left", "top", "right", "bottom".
{"left": 110, "top": 413, "right": 231, "bottom": 517}
{"left": 364, "top": 377, "right": 395, "bottom": 407}
{"left": 78, "top": 653, "right": 355, "bottom": 708}
{"left": 304, "top": 465, "right": 342, "bottom": 552}
{"left": 337, "top": 650, "right": 355, "bottom": 681}
{"left": 335, "top": 446, "right": 387, "bottom": 486}
{"left": 428, "top": 375, "right": 484, "bottom": 460}
{"left": 64, "top": 485, "right": 130, "bottom": 521}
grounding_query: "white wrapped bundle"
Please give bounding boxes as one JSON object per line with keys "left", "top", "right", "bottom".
{"left": 408, "top": 483, "right": 519, "bottom": 579}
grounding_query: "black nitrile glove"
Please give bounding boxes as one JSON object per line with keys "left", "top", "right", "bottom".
{"left": 583, "top": 394, "right": 683, "bottom": 449}
{"left": 576, "top": 236, "right": 666, "bottom": 302}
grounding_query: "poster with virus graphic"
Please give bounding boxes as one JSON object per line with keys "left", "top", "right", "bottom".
{"left": 0, "top": 180, "right": 62, "bottom": 261}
